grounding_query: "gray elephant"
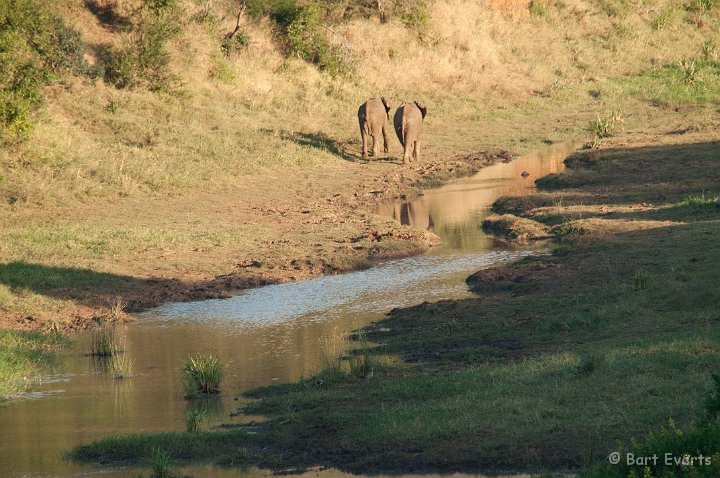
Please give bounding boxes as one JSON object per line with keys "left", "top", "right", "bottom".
{"left": 393, "top": 101, "right": 427, "bottom": 164}
{"left": 358, "top": 97, "right": 391, "bottom": 159}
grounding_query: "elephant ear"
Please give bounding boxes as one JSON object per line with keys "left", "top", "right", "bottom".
{"left": 415, "top": 101, "right": 427, "bottom": 119}
{"left": 381, "top": 96, "right": 392, "bottom": 114}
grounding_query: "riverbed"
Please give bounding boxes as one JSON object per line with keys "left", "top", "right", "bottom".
{"left": 0, "top": 142, "right": 573, "bottom": 477}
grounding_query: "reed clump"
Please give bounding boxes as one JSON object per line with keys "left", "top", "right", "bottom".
{"left": 89, "top": 327, "right": 122, "bottom": 357}
{"left": 182, "top": 354, "right": 224, "bottom": 398}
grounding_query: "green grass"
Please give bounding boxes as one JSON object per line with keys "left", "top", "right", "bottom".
{"left": 70, "top": 429, "right": 255, "bottom": 465}
{"left": 185, "top": 408, "right": 206, "bottom": 434}
{"left": 0, "top": 329, "right": 64, "bottom": 400}
{"left": 676, "top": 192, "right": 716, "bottom": 208}
{"left": 150, "top": 448, "right": 174, "bottom": 478}
{"left": 581, "top": 420, "right": 720, "bottom": 477}
{"left": 616, "top": 60, "right": 720, "bottom": 106}
{"left": 183, "top": 354, "right": 224, "bottom": 397}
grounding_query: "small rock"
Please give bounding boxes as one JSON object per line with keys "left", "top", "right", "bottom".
{"left": 521, "top": 171, "right": 530, "bottom": 178}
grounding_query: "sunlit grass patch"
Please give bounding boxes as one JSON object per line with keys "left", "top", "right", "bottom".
{"left": 0, "top": 330, "right": 65, "bottom": 400}
{"left": 675, "top": 192, "right": 716, "bottom": 208}
{"left": 615, "top": 59, "right": 720, "bottom": 106}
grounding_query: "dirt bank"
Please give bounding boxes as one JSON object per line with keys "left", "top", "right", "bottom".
{"left": 0, "top": 149, "right": 513, "bottom": 332}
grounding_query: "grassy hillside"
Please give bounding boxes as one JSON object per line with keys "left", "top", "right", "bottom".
{"left": 0, "top": 0, "right": 719, "bottom": 329}
{"left": 2, "top": 0, "right": 718, "bottom": 202}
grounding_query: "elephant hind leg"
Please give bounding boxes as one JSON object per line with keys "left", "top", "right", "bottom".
{"left": 360, "top": 122, "right": 369, "bottom": 159}
{"left": 370, "top": 126, "right": 383, "bottom": 157}
{"left": 382, "top": 123, "right": 389, "bottom": 154}
{"left": 413, "top": 140, "right": 420, "bottom": 162}
{"left": 402, "top": 130, "right": 413, "bottom": 165}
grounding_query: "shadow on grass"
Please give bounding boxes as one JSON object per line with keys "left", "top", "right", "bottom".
{"left": 276, "top": 130, "right": 401, "bottom": 164}
{"left": 0, "top": 261, "right": 278, "bottom": 316}
{"left": 83, "top": 0, "right": 131, "bottom": 30}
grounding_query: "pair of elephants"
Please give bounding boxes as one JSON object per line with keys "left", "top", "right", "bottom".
{"left": 357, "top": 97, "right": 427, "bottom": 164}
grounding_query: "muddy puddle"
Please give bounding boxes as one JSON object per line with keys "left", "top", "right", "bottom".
{"left": 0, "top": 142, "right": 574, "bottom": 478}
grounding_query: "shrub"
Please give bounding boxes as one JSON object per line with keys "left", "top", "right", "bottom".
{"left": 246, "top": 0, "right": 301, "bottom": 27}
{"left": 183, "top": 354, "right": 224, "bottom": 397}
{"left": 101, "top": 2, "right": 180, "bottom": 90}
{"left": 286, "top": 4, "right": 352, "bottom": 76}
{"left": 0, "top": 0, "right": 93, "bottom": 142}
{"left": 397, "top": 0, "right": 431, "bottom": 33}
{"left": 102, "top": 18, "right": 179, "bottom": 90}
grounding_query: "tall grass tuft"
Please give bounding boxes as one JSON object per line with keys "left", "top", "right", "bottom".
{"left": 185, "top": 408, "right": 206, "bottom": 433}
{"left": 348, "top": 333, "right": 377, "bottom": 380}
{"left": 575, "top": 352, "right": 604, "bottom": 376}
{"left": 586, "top": 110, "right": 622, "bottom": 148}
{"left": 182, "top": 354, "right": 224, "bottom": 398}
{"left": 110, "top": 348, "right": 134, "bottom": 379}
{"left": 319, "top": 327, "right": 347, "bottom": 379}
{"left": 677, "top": 191, "right": 714, "bottom": 208}
{"left": 89, "top": 327, "right": 122, "bottom": 356}
{"left": 634, "top": 268, "right": 652, "bottom": 290}
{"left": 150, "top": 448, "right": 174, "bottom": 478}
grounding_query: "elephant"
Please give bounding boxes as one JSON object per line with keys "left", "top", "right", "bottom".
{"left": 358, "top": 97, "right": 392, "bottom": 159}
{"left": 393, "top": 101, "right": 427, "bottom": 164}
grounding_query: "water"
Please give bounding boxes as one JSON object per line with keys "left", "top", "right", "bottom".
{"left": 0, "top": 143, "right": 574, "bottom": 478}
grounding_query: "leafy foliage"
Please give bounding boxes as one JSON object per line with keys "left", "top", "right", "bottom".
{"left": 101, "top": 4, "right": 180, "bottom": 91}
{"left": 0, "top": 0, "right": 94, "bottom": 143}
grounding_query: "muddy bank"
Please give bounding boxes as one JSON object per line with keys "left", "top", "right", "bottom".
{"left": 0, "top": 150, "right": 512, "bottom": 332}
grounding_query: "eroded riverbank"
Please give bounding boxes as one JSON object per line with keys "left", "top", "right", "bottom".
{"left": 0, "top": 143, "right": 573, "bottom": 477}
{"left": 71, "top": 131, "right": 720, "bottom": 476}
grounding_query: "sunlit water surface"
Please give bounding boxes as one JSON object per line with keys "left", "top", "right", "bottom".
{"left": 0, "top": 143, "right": 573, "bottom": 478}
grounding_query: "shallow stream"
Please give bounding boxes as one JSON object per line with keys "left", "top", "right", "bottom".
{"left": 0, "top": 143, "right": 573, "bottom": 477}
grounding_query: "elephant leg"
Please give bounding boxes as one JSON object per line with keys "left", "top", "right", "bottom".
{"left": 370, "top": 133, "right": 376, "bottom": 157}
{"left": 403, "top": 144, "right": 412, "bottom": 165}
{"left": 360, "top": 125, "right": 368, "bottom": 159}
{"left": 382, "top": 123, "right": 389, "bottom": 154}
{"left": 413, "top": 140, "right": 420, "bottom": 162}
{"left": 403, "top": 131, "right": 414, "bottom": 164}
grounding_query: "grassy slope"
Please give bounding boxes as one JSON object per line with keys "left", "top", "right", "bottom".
{"left": 1, "top": 0, "right": 719, "bottom": 328}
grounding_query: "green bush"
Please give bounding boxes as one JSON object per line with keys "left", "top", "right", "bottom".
{"left": 246, "top": 0, "right": 301, "bottom": 27}
{"left": 397, "top": 0, "right": 431, "bottom": 32}
{"left": 103, "top": 10, "right": 179, "bottom": 91}
{"left": 0, "top": 0, "right": 93, "bottom": 143}
{"left": 286, "top": 4, "right": 352, "bottom": 76}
